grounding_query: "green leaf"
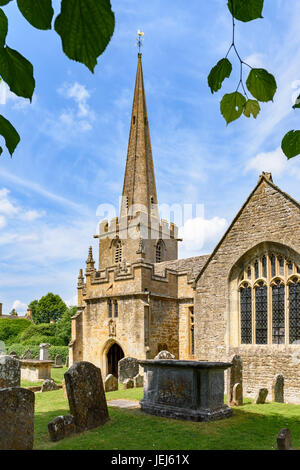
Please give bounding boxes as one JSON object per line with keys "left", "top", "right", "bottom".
{"left": 0, "top": 0, "right": 12, "bottom": 5}
{"left": 243, "top": 99, "right": 260, "bottom": 118}
{"left": 281, "top": 130, "right": 300, "bottom": 160}
{"left": 292, "top": 94, "right": 300, "bottom": 110}
{"left": 0, "top": 46, "right": 35, "bottom": 100}
{"left": 0, "top": 8, "right": 8, "bottom": 47}
{"left": 246, "top": 68, "right": 277, "bottom": 102}
{"left": 0, "top": 115, "right": 20, "bottom": 156}
{"left": 54, "top": 0, "right": 115, "bottom": 73}
{"left": 220, "top": 91, "right": 246, "bottom": 124}
{"left": 17, "top": 0, "right": 54, "bottom": 30}
{"left": 208, "top": 58, "right": 232, "bottom": 94}
{"left": 227, "top": 0, "right": 264, "bottom": 22}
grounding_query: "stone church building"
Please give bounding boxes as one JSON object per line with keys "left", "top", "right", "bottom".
{"left": 69, "top": 54, "right": 300, "bottom": 403}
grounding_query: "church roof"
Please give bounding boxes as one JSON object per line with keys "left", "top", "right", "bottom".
{"left": 120, "top": 53, "right": 159, "bottom": 220}
{"left": 154, "top": 254, "right": 210, "bottom": 279}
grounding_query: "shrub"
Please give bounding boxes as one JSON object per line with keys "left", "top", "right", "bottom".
{"left": 19, "top": 323, "right": 56, "bottom": 342}
{"left": 0, "top": 318, "right": 31, "bottom": 345}
{"left": 21, "top": 335, "right": 65, "bottom": 346}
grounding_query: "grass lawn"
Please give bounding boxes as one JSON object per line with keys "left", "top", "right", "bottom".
{"left": 21, "top": 367, "right": 67, "bottom": 388}
{"left": 33, "top": 387, "right": 300, "bottom": 450}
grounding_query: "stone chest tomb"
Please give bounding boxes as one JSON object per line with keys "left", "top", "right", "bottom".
{"left": 139, "top": 359, "right": 233, "bottom": 422}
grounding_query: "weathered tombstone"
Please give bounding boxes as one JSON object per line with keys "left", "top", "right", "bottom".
{"left": 105, "top": 374, "right": 118, "bottom": 392}
{"left": 41, "top": 378, "right": 59, "bottom": 392}
{"left": 9, "top": 351, "right": 18, "bottom": 358}
{"left": 62, "top": 379, "right": 67, "bottom": 399}
{"left": 154, "top": 350, "right": 175, "bottom": 360}
{"left": 272, "top": 374, "right": 284, "bottom": 403}
{"left": 277, "top": 428, "right": 293, "bottom": 450}
{"left": 48, "top": 415, "right": 75, "bottom": 442}
{"left": 23, "top": 349, "right": 32, "bottom": 359}
{"left": 118, "top": 357, "right": 139, "bottom": 383}
{"left": 122, "top": 378, "right": 134, "bottom": 390}
{"left": 232, "top": 383, "right": 243, "bottom": 406}
{"left": 0, "top": 355, "right": 20, "bottom": 388}
{"left": 65, "top": 356, "right": 69, "bottom": 368}
{"left": 255, "top": 388, "right": 268, "bottom": 404}
{"left": 39, "top": 343, "right": 50, "bottom": 361}
{"left": 133, "top": 374, "right": 144, "bottom": 388}
{"left": 0, "top": 387, "right": 34, "bottom": 450}
{"left": 64, "top": 361, "right": 109, "bottom": 432}
{"left": 55, "top": 354, "right": 63, "bottom": 367}
{"left": 227, "top": 355, "right": 243, "bottom": 406}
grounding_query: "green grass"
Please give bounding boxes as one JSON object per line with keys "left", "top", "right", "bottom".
{"left": 32, "top": 387, "right": 300, "bottom": 450}
{"left": 21, "top": 366, "right": 67, "bottom": 388}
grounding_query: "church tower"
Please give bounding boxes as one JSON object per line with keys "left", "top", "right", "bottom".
{"left": 96, "top": 53, "right": 179, "bottom": 269}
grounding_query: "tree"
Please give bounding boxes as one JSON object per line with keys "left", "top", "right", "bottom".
{"left": 56, "top": 305, "right": 77, "bottom": 345}
{"left": 28, "top": 293, "right": 67, "bottom": 324}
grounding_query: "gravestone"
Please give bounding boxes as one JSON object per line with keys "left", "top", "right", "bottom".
{"left": 133, "top": 374, "right": 144, "bottom": 388}
{"left": 64, "top": 361, "right": 109, "bottom": 432}
{"left": 118, "top": 357, "right": 139, "bottom": 383}
{"left": 255, "top": 388, "right": 268, "bottom": 404}
{"left": 227, "top": 355, "right": 243, "bottom": 406}
{"left": 9, "top": 351, "right": 18, "bottom": 358}
{"left": 122, "top": 378, "right": 134, "bottom": 390}
{"left": 41, "top": 378, "right": 59, "bottom": 392}
{"left": 65, "top": 356, "right": 69, "bottom": 368}
{"left": 105, "top": 374, "right": 118, "bottom": 392}
{"left": 277, "top": 428, "right": 293, "bottom": 450}
{"left": 0, "top": 387, "right": 34, "bottom": 450}
{"left": 48, "top": 415, "right": 75, "bottom": 442}
{"left": 272, "top": 374, "right": 284, "bottom": 403}
{"left": 39, "top": 343, "right": 50, "bottom": 361}
{"left": 0, "top": 355, "right": 20, "bottom": 388}
{"left": 23, "top": 349, "right": 32, "bottom": 359}
{"left": 232, "top": 383, "right": 243, "bottom": 406}
{"left": 55, "top": 355, "right": 63, "bottom": 367}
{"left": 155, "top": 350, "right": 175, "bottom": 360}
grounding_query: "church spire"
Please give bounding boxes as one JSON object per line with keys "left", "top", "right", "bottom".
{"left": 120, "top": 52, "right": 159, "bottom": 221}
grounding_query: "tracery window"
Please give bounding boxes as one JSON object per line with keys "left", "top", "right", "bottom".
{"left": 239, "top": 252, "right": 300, "bottom": 345}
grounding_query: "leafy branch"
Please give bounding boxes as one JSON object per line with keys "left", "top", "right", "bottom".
{"left": 208, "top": 0, "right": 300, "bottom": 160}
{"left": 0, "top": 0, "right": 115, "bottom": 156}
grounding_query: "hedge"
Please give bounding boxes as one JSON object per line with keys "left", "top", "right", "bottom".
{"left": 0, "top": 318, "right": 32, "bottom": 345}
{"left": 7, "top": 344, "right": 69, "bottom": 362}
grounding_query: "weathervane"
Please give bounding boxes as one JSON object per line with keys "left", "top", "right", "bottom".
{"left": 136, "top": 29, "right": 144, "bottom": 53}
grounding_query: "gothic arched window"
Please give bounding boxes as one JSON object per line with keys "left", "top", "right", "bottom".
{"left": 289, "top": 277, "right": 300, "bottom": 344}
{"left": 114, "top": 300, "right": 118, "bottom": 318}
{"left": 114, "top": 240, "right": 122, "bottom": 264}
{"left": 156, "top": 240, "right": 164, "bottom": 263}
{"left": 239, "top": 251, "right": 300, "bottom": 345}
{"left": 108, "top": 300, "right": 112, "bottom": 318}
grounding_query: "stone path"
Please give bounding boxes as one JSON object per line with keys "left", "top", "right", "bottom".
{"left": 108, "top": 399, "right": 140, "bottom": 409}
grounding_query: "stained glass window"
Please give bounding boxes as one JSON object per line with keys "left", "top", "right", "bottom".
{"left": 271, "top": 254, "right": 276, "bottom": 277}
{"left": 289, "top": 279, "right": 300, "bottom": 344}
{"left": 247, "top": 267, "right": 251, "bottom": 279}
{"left": 241, "top": 285, "right": 252, "bottom": 344}
{"left": 279, "top": 258, "right": 284, "bottom": 276}
{"left": 262, "top": 256, "right": 267, "bottom": 278}
{"left": 272, "top": 280, "right": 285, "bottom": 344}
{"left": 255, "top": 282, "right": 268, "bottom": 344}
{"left": 255, "top": 260, "right": 259, "bottom": 279}
{"left": 288, "top": 263, "right": 293, "bottom": 275}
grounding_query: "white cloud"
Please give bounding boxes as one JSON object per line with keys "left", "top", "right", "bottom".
{"left": 0, "top": 188, "right": 19, "bottom": 216}
{"left": 20, "top": 210, "right": 46, "bottom": 222}
{"left": 0, "top": 188, "right": 46, "bottom": 226}
{"left": 244, "top": 53, "right": 265, "bottom": 69}
{"left": 179, "top": 216, "right": 228, "bottom": 258}
{"left": 245, "top": 147, "right": 300, "bottom": 179}
{"left": 12, "top": 300, "right": 27, "bottom": 314}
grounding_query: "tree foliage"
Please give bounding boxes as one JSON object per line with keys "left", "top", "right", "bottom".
{"left": 28, "top": 292, "right": 67, "bottom": 324}
{"left": 0, "top": 0, "right": 115, "bottom": 156}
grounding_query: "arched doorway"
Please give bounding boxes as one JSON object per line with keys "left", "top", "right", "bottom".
{"left": 107, "top": 343, "right": 124, "bottom": 378}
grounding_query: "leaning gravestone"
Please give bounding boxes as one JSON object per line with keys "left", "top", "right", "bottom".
{"left": 55, "top": 355, "right": 63, "bottom": 367}
{"left": 0, "top": 355, "right": 20, "bottom": 388}
{"left": 154, "top": 350, "right": 175, "bottom": 360}
{"left": 255, "top": 388, "right": 268, "bottom": 404}
{"left": 105, "top": 374, "right": 118, "bottom": 392}
{"left": 227, "top": 355, "right": 243, "bottom": 406}
{"left": 64, "top": 361, "right": 109, "bottom": 432}
{"left": 23, "top": 349, "right": 33, "bottom": 359}
{"left": 118, "top": 357, "right": 139, "bottom": 383}
{"left": 232, "top": 383, "right": 243, "bottom": 406}
{"left": 272, "top": 374, "right": 284, "bottom": 403}
{"left": 0, "top": 387, "right": 34, "bottom": 450}
{"left": 133, "top": 374, "right": 144, "bottom": 388}
{"left": 277, "top": 428, "right": 293, "bottom": 450}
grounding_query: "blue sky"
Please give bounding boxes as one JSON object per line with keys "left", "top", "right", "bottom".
{"left": 0, "top": 0, "right": 300, "bottom": 314}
